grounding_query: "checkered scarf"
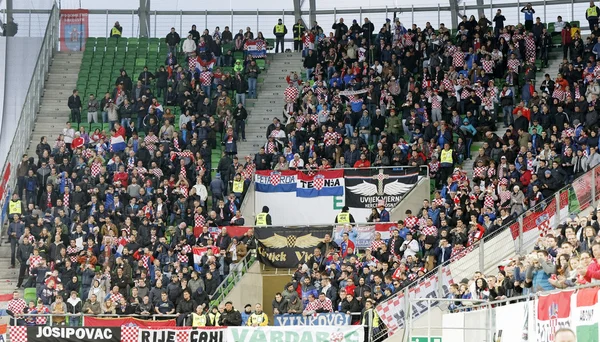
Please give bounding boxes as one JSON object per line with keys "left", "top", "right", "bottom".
{"left": 194, "top": 212, "right": 206, "bottom": 228}
{"left": 150, "top": 168, "right": 163, "bottom": 179}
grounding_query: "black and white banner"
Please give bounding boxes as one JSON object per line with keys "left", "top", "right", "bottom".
{"left": 344, "top": 167, "right": 419, "bottom": 209}
{"left": 27, "top": 327, "right": 120, "bottom": 342}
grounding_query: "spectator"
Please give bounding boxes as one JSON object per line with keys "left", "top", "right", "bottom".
{"left": 110, "top": 21, "right": 122, "bottom": 38}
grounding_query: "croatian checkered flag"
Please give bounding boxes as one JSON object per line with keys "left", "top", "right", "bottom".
{"left": 537, "top": 213, "right": 551, "bottom": 237}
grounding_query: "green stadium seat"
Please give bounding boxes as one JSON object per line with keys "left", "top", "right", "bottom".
{"left": 24, "top": 287, "right": 37, "bottom": 304}
{"left": 256, "top": 59, "right": 266, "bottom": 69}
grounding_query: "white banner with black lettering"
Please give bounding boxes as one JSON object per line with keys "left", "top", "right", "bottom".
{"left": 375, "top": 267, "right": 454, "bottom": 333}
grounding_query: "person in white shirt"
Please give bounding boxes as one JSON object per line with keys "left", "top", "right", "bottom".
{"left": 400, "top": 232, "right": 420, "bottom": 259}
{"left": 553, "top": 16, "right": 565, "bottom": 36}
{"left": 62, "top": 122, "right": 75, "bottom": 149}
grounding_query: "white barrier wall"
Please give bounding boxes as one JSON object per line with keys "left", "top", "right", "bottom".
{"left": 0, "top": 37, "right": 43, "bottom": 170}
{"left": 254, "top": 191, "right": 344, "bottom": 226}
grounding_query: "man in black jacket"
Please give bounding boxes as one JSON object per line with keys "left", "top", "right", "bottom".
{"left": 165, "top": 27, "right": 181, "bottom": 55}
{"left": 219, "top": 301, "right": 242, "bottom": 326}
{"left": 233, "top": 102, "right": 248, "bottom": 141}
{"left": 67, "top": 90, "right": 82, "bottom": 123}
{"left": 16, "top": 238, "right": 33, "bottom": 288}
{"left": 176, "top": 290, "right": 197, "bottom": 326}
{"left": 332, "top": 18, "right": 348, "bottom": 41}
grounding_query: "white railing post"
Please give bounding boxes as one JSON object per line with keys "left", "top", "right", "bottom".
{"left": 592, "top": 166, "right": 597, "bottom": 208}
{"left": 517, "top": 215, "right": 524, "bottom": 254}
{"left": 555, "top": 191, "right": 561, "bottom": 223}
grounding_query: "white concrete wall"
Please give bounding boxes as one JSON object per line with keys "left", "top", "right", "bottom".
{"left": 0, "top": 37, "right": 43, "bottom": 170}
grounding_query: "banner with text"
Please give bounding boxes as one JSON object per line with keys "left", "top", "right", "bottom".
{"left": 376, "top": 267, "right": 454, "bottom": 333}
{"left": 344, "top": 167, "right": 419, "bottom": 210}
{"left": 226, "top": 326, "right": 364, "bottom": 342}
{"left": 333, "top": 223, "right": 397, "bottom": 248}
{"left": 274, "top": 313, "right": 351, "bottom": 326}
{"left": 124, "top": 326, "right": 227, "bottom": 342}
{"left": 254, "top": 226, "right": 332, "bottom": 268}
{"left": 25, "top": 327, "right": 120, "bottom": 342}
{"left": 83, "top": 316, "right": 176, "bottom": 327}
{"left": 536, "top": 290, "right": 574, "bottom": 342}
{"left": 60, "top": 9, "right": 89, "bottom": 51}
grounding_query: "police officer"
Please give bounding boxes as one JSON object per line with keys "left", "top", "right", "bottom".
{"left": 273, "top": 19, "right": 288, "bottom": 53}
{"left": 255, "top": 206, "right": 272, "bottom": 226}
{"left": 587, "top": 1, "right": 600, "bottom": 31}
{"left": 110, "top": 21, "right": 123, "bottom": 38}
{"left": 335, "top": 206, "right": 355, "bottom": 224}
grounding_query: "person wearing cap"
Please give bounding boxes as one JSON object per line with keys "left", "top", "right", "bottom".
{"left": 110, "top": 21, "right": 122, "bottom": 38}
{"left": 335, "top": 206, "right": 355, "bottom": 224}
{"left": 255, "top": 206, "right": 272, "bottom": 226}
{"left": 219, "top": 301, "right": 242, "bottom": 326}
{"left": 273, "top": 19, "right": 288, "bottom": 53}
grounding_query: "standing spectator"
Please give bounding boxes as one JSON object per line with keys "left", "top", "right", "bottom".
{"left": 66, "top": 291, "right": 82, "bottom": 327}
{"left": 332, "top": 18, "right": 348, "bottom": 41}
{"left": 68, "top": 90, "right": 82, "bottom": 124}
{"left": 87, "top": 94, "right": 99, "bottom": 124}
{"left": 8, "top": 214, "right": 24, "bottom": 268}
{"left": 244, "top": 61, "right": 260, "bottom": 99}
{"left": 165, "top": 27, "right": 181, "bottom": 55}
{"left": 303, "top": 49, "right": 317, "bottom": 81}
{"left": 233, "top": 102, "right": 247, "bottom": 142}
{"left": 493, "top": 9, "right": 506, "bottom": 37}
{"left": 521, "top": 3, "right": 535, "bottom": 31}
{"left": 273, "top": 19, "right": 288, "bottom": 53}
{"left": 183, "top": 34, "right": 197, "bottom": 56}
{"left": 293, "top": 19, "right": 306, "bottom": 52}
{"left": 6, "top": 291, "right": 26, "bottom": 326}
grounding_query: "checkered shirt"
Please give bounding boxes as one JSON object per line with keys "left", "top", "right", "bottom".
{"left": 473, "top": 166, "right": 488, "bottom": 178}
{"left": 405, "top": 216, "right": 418, "bottom": 228}
{"left": 144, "top": 134, "right": 159, "bottom": 151}
{"left": 67, "top": 245, "right": 80, "bottom": 263}
{"left": 482, "top": 60, "right": 494, "bottom": 73}
{"left": 430, "top": 94, "right": 442, "bottom": 109}
{"left": 200, "top": 71, "right": 213, "bottom": 86}
{"left": 323, "top": 131, "right": 339, "bottom": 146}
{"left": 452, "top": 50, "right": 465, "bottom": 68}
{"left": 499, "top": 190, "right": 511, "bottom": 206}
{"left": 507, "top": 59, "right": 520, "bottom": 73}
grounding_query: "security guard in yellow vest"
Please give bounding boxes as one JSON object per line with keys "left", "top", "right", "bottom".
{"left": 335, "top": 206, "right": 355, "bottom": 224}
{"left": 292, "top": 19, "right": 306, "bottom": 52}
{"left": 191, "top": 306, "right": 209, "bottom": 327}
{"left": 255, "top": 206, "right": 272, "bottom": 226}
{"left": 208, "top": 306, "right": 221, "bottom": 326}
{"left": 362, "top": 299, "right": 380, "bottom": 333}
{"left": 439, "top": 143, "right": 455, "bottom": 184}
{"left": 587, "top": 2, "right": 600, "bottom": 31}
{"left": 110, "top": 21, "right": 123, "bottom": 38}
{"left": 272, "top": 19, "right": 288, "bottom": 53}
{"left": 8, "top": 194, "right": 22, "bottom": 219}
{"left": 232, "top": 177, "right": 244, "bottom": 196}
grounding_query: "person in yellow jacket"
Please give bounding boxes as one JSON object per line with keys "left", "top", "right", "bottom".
{"left": 587, "top": 1, "right": 600, "bottom": 31}
{"left": 292, "top": 19, "right": 306, "bottom": 52}
{"left": 8, "top": 193, "right": 23, "bottom": 219}
{"left": 110, "top": 21, "right": 122, "bottom": 38}
{"left": 247, "top": 303, "right": 269, "bottom": 326}
{"left": 335, "top": 206, "right": 355, "bottom": 224}
{"left": 272, "top": 19, "right": 288, "bottom": 53}
{"left": 255, "top": 206, "right": 272, "bottom": 226}
{"left": 362, "top": 299, "right": 381, "bottom": 336}
{"left": 207, "top": 306, "right": 221, "bottom": 326}
{"left": 191, "top": 305, "right": 210, "bottom": 327}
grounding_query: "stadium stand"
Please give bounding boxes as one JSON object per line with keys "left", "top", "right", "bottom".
{"left": 3, "top": 4, "right": 600, "bottom": 342}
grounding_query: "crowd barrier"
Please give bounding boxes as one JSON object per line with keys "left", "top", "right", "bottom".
{"left": 406, "top": 284, "right": 600, "bottom": 342}
{"left": 374, "top": 163, "right": 600, "bottom": 338}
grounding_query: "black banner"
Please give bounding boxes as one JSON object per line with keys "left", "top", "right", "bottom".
{"left": 28, "top": 327, "right": 120, "bottom": 342}
{"left": 254, "top": 226, "right": 333, "bottom": 268}
{"left": 344, "top": 167, "right": 419, "bottom": 209}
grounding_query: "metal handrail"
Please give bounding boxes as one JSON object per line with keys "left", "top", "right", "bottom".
{"left": 209, "top": 250, "right": 257, "bottom": 307}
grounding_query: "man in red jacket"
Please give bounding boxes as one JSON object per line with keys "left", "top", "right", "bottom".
{"left": 583, "top": 244, "right": 600, "bottom": 283}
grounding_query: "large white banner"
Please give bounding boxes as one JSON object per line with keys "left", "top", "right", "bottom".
{"left": 376, "top": 267, "right": 454, "bottom": 333}
{"left": 254, "top": 191, "right": 344, "bottom": 226}
{"left": 226, "top": 326, "right": 364, "bottom": 342}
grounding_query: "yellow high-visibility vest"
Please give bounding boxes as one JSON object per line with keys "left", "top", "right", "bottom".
{"left": 256, "top": 213, "right": 268, "bottom": 225}
{"left": 588, "top": 6, "right": 598, "bottom": 17}
{"left": 232, "top": 180, "right": 244, "bottom": 193}
{"left": 8, "top": 200, "right": 21, "bottom": 215}
{"left": 192, "top": 313, "right": 207, "bottom": 327}
{"left": 275, "top": 24, "right": 285, "bottom": 34}
{"left": 337, "top": 212, "right": 350, "bottom": 223}
{"left": 440, "top": 149, "right": 453, "bottom": 163}
{"left": 111, "top": 27, "right": 122, "bottom": 36}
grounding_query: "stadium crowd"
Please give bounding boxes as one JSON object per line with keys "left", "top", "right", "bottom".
{"left": 3, "top": 4, "right": 600, "bottom": 330}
